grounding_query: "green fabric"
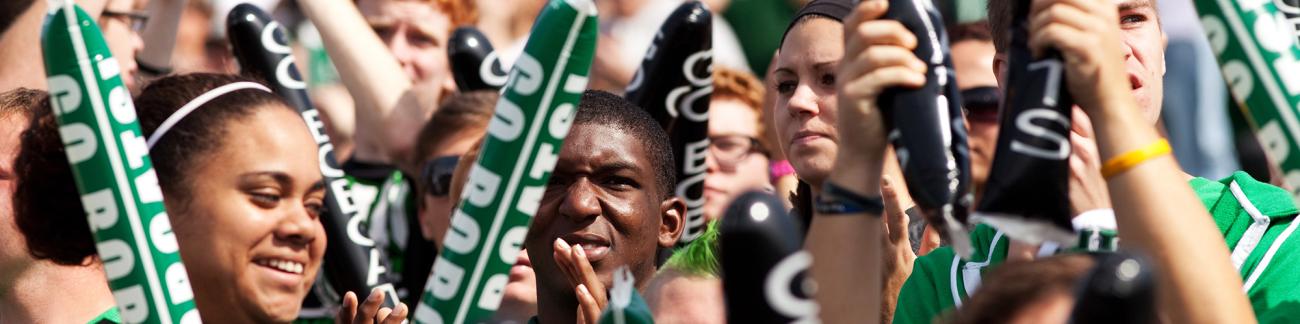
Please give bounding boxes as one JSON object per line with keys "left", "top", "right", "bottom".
{"left": 892, "top": 224, "right": 1007, "bottom": 324}
{"left": 893, "top": 171, "right": 1300, "bottom": 324}
{"left": 721, "top": 0, "right": 797, "bottom": 76}
{"left": 1212, "top": 172, "right": 1300, "bottom": 323}
{"left": 338, "top": 170, "right": 416, "bottom": 279}
{"left": 88, "top": 307, "right": 121, "bottom": 324}
{"left": 598, "top": 287, "right": 654, "bottom": 324}
{"left": 522, "top": 288, "right": 654, "bottom": 324}
{"left": 664, "top": 221, "right": 720, "bottom": 277}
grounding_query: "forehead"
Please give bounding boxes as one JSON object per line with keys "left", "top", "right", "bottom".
{"left": 950, "top": 40, "right": 998, "bottom": 89}
{"left": 359, "top": 0, "right": 450, "bottom": 34}
{"left": 0, "top": 115, "right": 28, "bottom": 166}
{"left": 1115, "top": 0, "right": 1156, "bottom": 11}
{"left": 558, "top": 123, "right": 651, "bottom": 175}
{"left": 776, "top": 18, "right": 844, "bottom": 71}
{"left": 105, "top": 0, "right": 146, "bottom": 10}
{"left": 204, "top": 108, "right": 321, "bottom": 181}
{"left": 708, "top": 99, "right": 760, "bottom": 137}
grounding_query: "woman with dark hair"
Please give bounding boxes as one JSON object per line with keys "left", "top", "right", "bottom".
{"left": 13, "top": 73, "right": 405, "bottom": 323}
{"left": 767, "top": 0, "right": 917, "bottom": 321}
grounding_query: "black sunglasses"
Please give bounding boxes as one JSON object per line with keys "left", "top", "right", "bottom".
{"left": 421, "top": 155, "right": 460, "bottom": 197}
{"left": 960, "top": 86, "right": 1001, "bottom": 123}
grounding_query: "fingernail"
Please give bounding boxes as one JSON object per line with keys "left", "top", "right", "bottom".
{"left": 555, "top": 238, "right": 569, "bottom": 250}
{"left": 575, "top": 244, "right": 585, "bottom": 258}
{"left": 578, "top": 284, "right": 590, "bottom": 296}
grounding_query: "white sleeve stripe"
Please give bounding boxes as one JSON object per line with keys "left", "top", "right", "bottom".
{"left": 1230, "top": 181, "right": 1272, "bottom": 271}
{"left": 950, "top": 254, "right": 962, "bottom": 308}
{"left": 1243, "top": 217, "right": 1299, "bottom": 292}
{"left": 952, "top": 231, "right": 1005, "bottom": 308}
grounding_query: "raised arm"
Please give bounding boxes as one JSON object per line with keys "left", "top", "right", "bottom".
{"left": 809, "top": 0, "right": 927, "bottom": 322}
{"left": 1026, "top": 0, "right": 1254, "bottom": 321}
{"left": 297, "top": 0, "right": 412, "bottom": 164}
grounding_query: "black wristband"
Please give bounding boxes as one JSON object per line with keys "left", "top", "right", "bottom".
{"left": 815, "top": 182, "right": 884, "bottom": 216}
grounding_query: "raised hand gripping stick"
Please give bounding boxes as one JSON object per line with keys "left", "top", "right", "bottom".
{"left": 879, "top": 0, "right": 974, "bottom": 256}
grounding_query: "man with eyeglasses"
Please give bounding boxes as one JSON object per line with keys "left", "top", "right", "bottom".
{"left": 0, "top": 0, "right": 149, "bottom": 93}
{"left": 97, "top": 0, "right": 147, "bottom": 92}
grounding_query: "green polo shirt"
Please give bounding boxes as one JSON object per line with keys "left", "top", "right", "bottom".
{"left": 88, "top": 307, "right": 121, "bottom": 324}
{"left": 893, "top": 171, "right": 1300, "bottom": 324}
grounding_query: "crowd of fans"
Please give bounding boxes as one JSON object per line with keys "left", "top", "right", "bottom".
{"left": 2, "top": 0, "right": 1298, "bottom": 323}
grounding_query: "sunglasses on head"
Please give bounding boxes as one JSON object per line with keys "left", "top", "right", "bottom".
{"left": 961, "top": 86, "right": 1001, "bottom": 123}
{"left": 421, "top": 155, "right": 460, "bottom": 197}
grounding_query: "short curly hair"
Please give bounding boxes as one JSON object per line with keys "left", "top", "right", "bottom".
{"left": 712, "top": 67, "right": 766, "bottom": 137}
{"left": 574, "top": 90, "right": 676, "bottom": 199}
{"left": 13, "top": 92, "right": 98, "bottom": 265}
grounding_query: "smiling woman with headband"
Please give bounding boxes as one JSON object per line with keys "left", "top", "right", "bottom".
{"left": 13, "top": 73, "right": 407, "bottom": 323}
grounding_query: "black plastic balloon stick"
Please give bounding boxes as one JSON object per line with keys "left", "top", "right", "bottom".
{"left": 880, "top": 0, "right": 973, "bottom": 256}
{"left": 720, "top": 191, "right": 818, "bottom": 323}
{"left": 1070, "top": 253, "right": 1157, "bottom": 324}
{"left": 974, "top": 0, "right": 1076, "bottom": 246}
{"left": 448, "top": 26, "right": 508, "bottom": 91}
{"left": 624, "top": 1, "right": 714, "bottom": 245}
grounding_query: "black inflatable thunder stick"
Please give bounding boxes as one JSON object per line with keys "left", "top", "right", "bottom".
{"left": 879, "top": 0, "right": 973, "bottom": 256}
{"left": 1070, "top": 253, "right": 1157, "bottom": 324}
{"left": 448, "top": 26, "right": 508, "bottom": 91}
{"left": 973, "top": 0, "right": 1075, "bottom": 245}
{"left": 720, "top": 191, "right": 818, "bottom": 323}
{"left": 226, "top": 4, "right": 398, "bottom": 307}
{"left": 624, "top": 1, "right": 714, "bottom": 245}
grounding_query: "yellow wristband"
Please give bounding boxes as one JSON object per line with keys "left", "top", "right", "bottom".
{"left": 1101, "top": 139, "right": 1172, "bottom": 179}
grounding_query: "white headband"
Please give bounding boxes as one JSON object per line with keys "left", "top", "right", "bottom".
{"left": 146, "top": 82, "right": 273, "bottom": 149}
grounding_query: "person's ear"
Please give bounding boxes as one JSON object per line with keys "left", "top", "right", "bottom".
{"left": 658, "top": 196, "right": 687, "bottom": 248}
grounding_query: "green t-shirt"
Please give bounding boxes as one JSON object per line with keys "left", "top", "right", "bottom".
{"left": 88, "top": 307, "right": 121, "bottom": 324}
{"left": 893, "top": 171, "right": 1300, "bottom": 324}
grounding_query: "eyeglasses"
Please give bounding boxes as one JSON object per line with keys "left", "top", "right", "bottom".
{"left": 709, "top": 135, "right": 767, "bottom": 171}
{"left": 101, "top": 10, "right": 149, "bottom": 33}
{"left": 421, "top": 155, "right": 460, "bottom": 197}
{"left": 960, "top": 86, "right": 1000, "bottom": 123}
